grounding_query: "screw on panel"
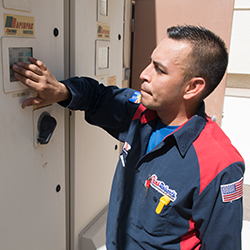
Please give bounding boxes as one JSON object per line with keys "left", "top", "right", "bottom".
{"left": 53, "top": 28, "right": 59, "bottom": 37}
{"left": 56, "top": 184, "right": 61, "bottom": 192}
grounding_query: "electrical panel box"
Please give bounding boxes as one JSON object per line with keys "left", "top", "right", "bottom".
{"left": 0, "top": 1, "right": 66, "bottom": 250}
{"left": 0, "top": 1, "right": 126, "bottom": 250}
{"left": 68, "top": 0, "right": 124, "bottom": 249}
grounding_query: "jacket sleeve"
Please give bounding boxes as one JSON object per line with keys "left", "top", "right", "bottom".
{"left": 193, "top": 162, "right": 244, "bottom": 250}
{"left": 58, "top": 76, "right": 140, "bottom": 141}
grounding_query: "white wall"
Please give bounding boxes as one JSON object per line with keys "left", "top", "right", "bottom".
{"left": 221, "top": 92, "right": 250, "bottom": 185}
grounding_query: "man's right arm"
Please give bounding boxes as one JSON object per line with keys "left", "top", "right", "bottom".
{"left": 59, "top": 76, "right": 140, "bottom": 141}
{"left": 12, "top": 57, "right": 140, "bottom": 140}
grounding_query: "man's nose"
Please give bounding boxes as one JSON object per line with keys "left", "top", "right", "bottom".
{"left": 140, "top": 64, "right": 152, "bottom": 82}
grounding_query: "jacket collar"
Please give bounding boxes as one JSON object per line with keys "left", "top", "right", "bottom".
{"left": 138, "top": 102, "right": 207, "bottom": 157}
{"left": 141, "top": 102, "right": 207, "bottom": 157}
{"left": 171, "top": 102, "right": 207, "bottom": 157}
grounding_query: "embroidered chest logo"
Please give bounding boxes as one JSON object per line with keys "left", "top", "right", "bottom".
{"left": 220, "top": 177, "right": 243, "bottom": 203}
{"left": 149, "top": 174, "right": 177, "bottom": 202}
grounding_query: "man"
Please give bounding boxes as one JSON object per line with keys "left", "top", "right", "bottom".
{"left": 13, "top": 25, "right": 244, "bottom": 249}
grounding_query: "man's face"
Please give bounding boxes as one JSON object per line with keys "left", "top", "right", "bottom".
{"left": 140, "top": 37, "right": 192, "bottom": 114}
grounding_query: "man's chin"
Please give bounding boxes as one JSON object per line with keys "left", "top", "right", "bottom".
{"left": 141, "top": 99, "right": 156, "bottom": 111}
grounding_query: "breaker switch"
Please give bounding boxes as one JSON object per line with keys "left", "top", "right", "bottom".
{"left": 37, "top": 112, "right": 57, "bottom": 145}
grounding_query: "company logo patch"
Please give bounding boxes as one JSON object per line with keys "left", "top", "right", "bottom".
{"left": 150, "top": 174, "right": 177, "bottom": 202}
{"left": 221, "top": 177, "right": 243, "bottom": 203}
{"left": 129, "top": 91, "right": 141, "bottom": 104}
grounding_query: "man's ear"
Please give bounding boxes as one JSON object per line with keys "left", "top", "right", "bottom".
{"left": 183, "top": 77, "right": 206, "bottom": 100}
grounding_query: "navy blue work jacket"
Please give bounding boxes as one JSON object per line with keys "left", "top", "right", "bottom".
{"left": 60, "top": 77, "right": 245, "bottom": 250}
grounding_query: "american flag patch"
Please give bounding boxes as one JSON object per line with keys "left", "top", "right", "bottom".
{"left": 220, "top": 177, "right": 243, "bottom": 203}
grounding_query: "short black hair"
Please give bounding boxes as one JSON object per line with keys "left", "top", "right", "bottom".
{"left": 167, "top": 25, "right": 228, "bottom": 99}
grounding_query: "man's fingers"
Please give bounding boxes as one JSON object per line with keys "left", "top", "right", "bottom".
{"left": 14, "top": 61, "right": 43, "bottom": 76}
{"left": 13, "top": 64, "right": 42, "bottom": 83}
{"left": 28, "top": 57, "right": 48, "bottom": 71}
{"left": 13, "top": 72, "right": 41, "bottom": 92}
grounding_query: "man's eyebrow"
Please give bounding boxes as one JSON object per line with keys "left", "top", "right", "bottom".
{"left": 151, "top": 58, "right": 168, "bottom": 72}
{"left": 149, "top": 56, "right": 167, "bottom": 69}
